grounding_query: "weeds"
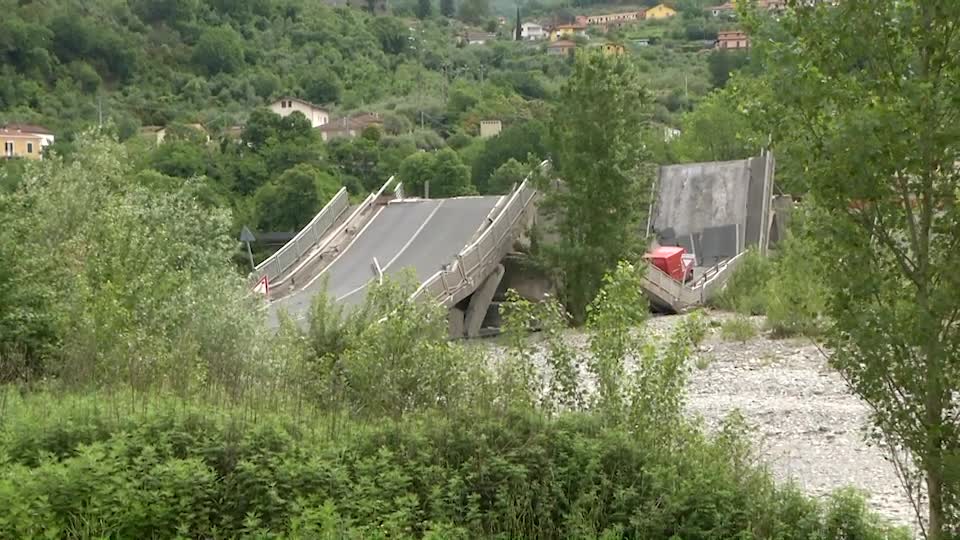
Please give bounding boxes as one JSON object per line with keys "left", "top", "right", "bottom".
{"left": 721, "top": 316, "right": 758, "bottom": 342}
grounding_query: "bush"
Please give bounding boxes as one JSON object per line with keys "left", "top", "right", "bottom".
{"left": 721, "top": 316, "right": 758, "bottom": 342}
{"left": 712, "top": 249, "right": 773, "bottom": 314}
{"left": 0, "top": 390, "right": 910, "bottom": 540}
{"left": 764, "top": 234, "right": 827, "bottom": 338}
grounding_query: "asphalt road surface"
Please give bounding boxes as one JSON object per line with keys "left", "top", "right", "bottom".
{"left": 267, "top": 196, "right": 502, "bottom": 326}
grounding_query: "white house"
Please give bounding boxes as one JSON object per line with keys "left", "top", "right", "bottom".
{"left": 269, "top": 97, "right": 330, "bottom": 128}
{"left": 520, "top": 22, "right": 546, "bottom": 41}
{"left": 479, "top": 120, "right": 502, "bottom": 138}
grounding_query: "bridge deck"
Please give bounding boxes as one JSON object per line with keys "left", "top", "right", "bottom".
{"left": 268, "top": 196, "right": 501, "bottom": 325}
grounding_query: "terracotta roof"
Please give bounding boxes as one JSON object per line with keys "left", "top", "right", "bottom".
{"left": 548, "top": 40, "right": 577, "bottom": 48}
{"left": 1, "top": 123, "right": 54, "bottom": 135}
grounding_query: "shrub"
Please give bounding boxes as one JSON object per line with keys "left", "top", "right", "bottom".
{"left": 0, "top": 392, "right": 911, "bottom": 540}
{"left": 764, "top": 233, "right": 828, "bottom": 338}
{"left": 711, "top": 249, "right": 773, "bottom": 315}
{"left": 721, "top": 316, "right": 758, "bottom": 342}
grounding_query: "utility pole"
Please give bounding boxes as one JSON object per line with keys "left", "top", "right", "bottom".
{"left": 97, "top": 95, "right": 103, "bottom": 128}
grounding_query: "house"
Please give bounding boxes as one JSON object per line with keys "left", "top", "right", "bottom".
{"left": 634, "top": 38, "right": 651, "bottom": 46}
{"left": 710, "top": 0, "right": 785, "bottom": 16}
{"left": 270, "top": 97, "right": 330, "bottom": 128}
{"left": 585, "top": 10, "right": 646, "bottom": 31}
{"left": 520, "top": 22, "right": 547, "bottom": 40}
{"left": 549, "top": 23, "right": 587, "bottom": 42}
{"left": 316, "top": 113, "right": 383, "bottom": 141}
{"left": 463, "top": 31, "right": 496, "bottom": 45}
{"left": 479, "top": 120, "right": 502, "bottom": 138}
{"left": 646, "top": 3, "right": 677, "bottom": 19}
{"left": 139, "top": 123, "right": 210, "bottom": 145}
{"left": 715, "top": 30, "right": 750, "bottom": 49}
{"left": 709, "top": 2, "right": 736, "bottom": 16}
{"left": 547, "top": 40, "right": 577, "bottom": 56}
{"left": 0, "top": 124, "right": 53, "bottom": 160}
{"left": 598, "top": 42, "right": 626, "bottom": 56}
{"left": 497, "top": 16, "right": 507, "bottom": 25}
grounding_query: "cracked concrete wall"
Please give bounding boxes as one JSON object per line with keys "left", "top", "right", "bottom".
{"left": 649, "top": 152, "right": 774, "bottom": 257}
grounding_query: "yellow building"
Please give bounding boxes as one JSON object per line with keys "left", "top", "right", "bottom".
{"left": 1, "top": 124, "right": 54, "bottom": 161}
{"left": 646, "top": 3, "right": 677, "bottom": 19}
{"left": 549, "top": 24, "right": 587, "bottom": 42}
{"left": 600, "top": 43, "right": 626, "bottom": 56}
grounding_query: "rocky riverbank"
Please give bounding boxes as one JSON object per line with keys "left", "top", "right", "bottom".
{"left": 482, "top": 311, "right": 917, "bottom": 532}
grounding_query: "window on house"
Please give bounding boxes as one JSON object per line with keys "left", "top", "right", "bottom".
{"left": 27, "top": 142, "right": 33, "bottom": 153}
{"left": 3, "top": 142, "right": 12, "bottom": 157}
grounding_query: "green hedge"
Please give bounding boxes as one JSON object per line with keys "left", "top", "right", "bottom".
{"left": 0, "top": 396, "right": 907, "bottom": 540}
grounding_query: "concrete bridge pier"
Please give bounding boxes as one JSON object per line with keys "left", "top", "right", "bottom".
{"left": 447, "top": 263, "right": 505, "bottom": 338}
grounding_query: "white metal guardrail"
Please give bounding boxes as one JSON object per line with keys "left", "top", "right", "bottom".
{"left": 266, "top": 176, "right": 397, "bottom": 289}
{"left": 413, "top": 161, "right": 547, "bottom": 307}
{"left": 254, "top": 187, "right": 349, "bottom": 284}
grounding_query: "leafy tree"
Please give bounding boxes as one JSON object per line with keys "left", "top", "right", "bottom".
{"left": 672, "top": 89, "right": 759, "bottom": 162}
{"left": 487, "top": 157, "right": 528, "bottom": 194}
{"left": 515, "top": 7, "right": 522, "bottom": 41}
{"left": 415, "top": 0, "right": 432, "bottom": 19}
{"left": 707, "top": 49, "right": 749, "bottom": 88}
{"left": 398, "top": 151, "right": 435, "bottom": 198}
{"left": 441, "top": 0, "right": 456, "bottom": 17}
{"left": 458, "top": 0, "right": 489, "bottom": 25}
{"left": 255, "top": 164, "right": 330, "bottom": 231}
{"left": 300, "top": 66, "right": 342, "bottom": 105}
{"left": 430, "top": 147, "right": 474, "bottom": 197}
{"left": 470, "top": 120, "right": 547, "bottom": 193}
{"left": 192, "top": 26, "right": 245, "bottom": 74}
{"left": 750, "top": 2, "right": 960, "bottom": 537}
{"left": 371, "top": 17, "right": 410, "bottom": 55}
{"left": 542, "top": 51, "right": 652, "bottom": 323}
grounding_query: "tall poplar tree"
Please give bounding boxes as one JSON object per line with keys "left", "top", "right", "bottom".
{"left": 542, "top": 51, "right": 653, "bottom": 323}
{"left": 749, "top": 1, "right": 960, "bottom": 537}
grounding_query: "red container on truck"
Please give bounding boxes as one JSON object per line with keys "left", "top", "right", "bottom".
{"left": 643, "top": 246, "right": 694, "bottom": 282}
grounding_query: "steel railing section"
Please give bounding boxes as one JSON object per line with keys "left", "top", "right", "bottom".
{"left": 254, "top": 187, "right": 349, "bottom": 284}
{"left": 413, "top": 161, "right": 547, "bottom": 307}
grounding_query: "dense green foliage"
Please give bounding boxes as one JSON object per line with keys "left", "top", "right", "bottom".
{"left": 540, "top": 52, "right": 653, "bottom": 323}
{"left": 736, "top": 1, "right": 960, "bottom": 536}
{"left": 0, "top": 262, "right": 908, "bottom": 539}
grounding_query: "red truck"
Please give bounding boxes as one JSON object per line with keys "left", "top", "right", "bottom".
{"left": 644, "top": 246, "right": 695, "bottom": 283}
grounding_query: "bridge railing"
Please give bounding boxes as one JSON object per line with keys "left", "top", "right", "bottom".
{"left": 414, "top": 161, "right": 547, "bottom": 306}
{"left": 254, "top": 187, "right": 349, "bottom": 284}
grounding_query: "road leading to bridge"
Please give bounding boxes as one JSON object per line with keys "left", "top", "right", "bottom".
{"left": 268, "top": 195, "right": 502, "bottom": 325}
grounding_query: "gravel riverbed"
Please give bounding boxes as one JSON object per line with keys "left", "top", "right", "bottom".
{"left": 482, "top": 311, "right": 917, "bottom": 532}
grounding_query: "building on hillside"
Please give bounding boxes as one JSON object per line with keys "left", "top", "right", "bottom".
{"left": 547, "top": 40, "right": 577, "bottom": 57}
{"left": 323, "top": 0, "right": 388, "bottom": 15}
{"left": 462, "top": 31, "right": 496, "bottom": 45}
{"left": 709, "top": 0, "right": 785, "bottom": 16}
{"left": 585, "top": 10, "right": 646, "bottom": 31}
{"left": 548, "top": 23, "right": 587, "bottom": 41}
{"left": 316, "top": 113, "right": 383, "bottom": 141}
{"left": 497, "top": 16, "right": 507, "bottom": 25}
{"left": 709, "top": 2, "right": 736, "bottom": 16}
{"left": 634, "top": 37, "right": 651, "bottom": 46}
{"left": 479, "top": 120, "right": 502, "bottom": 138}
{"left": 646, "top": 3, "right": 677, "bottom": 19}
{"left": 139, "top": 123, "right": 210, "bottom": 145}
{"left": 270, "top": 97, "right": 330, "bottom": 128}
{"left": 715, "top": 30, "right": 750, "bottom": 49}
{"left": 520, "top": 22, "right": 547, "bottom": 40}
{"left": 598, "top": 42, "right": 626, "bottom": 56}
{"left": 1, "top": 124, "right": 54, "bottom": 160}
